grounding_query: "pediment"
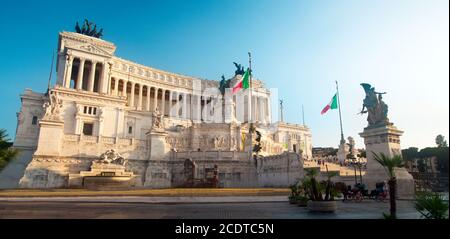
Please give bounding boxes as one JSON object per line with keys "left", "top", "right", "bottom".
{"left": 72, "top": 43, "right": 113, "bottom": 57}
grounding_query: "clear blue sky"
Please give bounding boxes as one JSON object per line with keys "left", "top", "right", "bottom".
{"left": 0, "top": 0, "right": 448, "bottom": 149}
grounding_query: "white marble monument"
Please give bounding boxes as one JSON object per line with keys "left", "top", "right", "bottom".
{"left": 1, "top": 24, "right": 313, "bottom": 189}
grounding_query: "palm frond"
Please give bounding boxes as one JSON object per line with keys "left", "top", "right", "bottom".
{"left": 372, "top": 152, "right": 405, "bottom": 178}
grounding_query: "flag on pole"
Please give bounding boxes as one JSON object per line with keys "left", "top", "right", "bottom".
{"left": 321, "top": 93, "right": 338, "bottom": 115}
{"left": 232, "top": 69, "right": 250, "bottom": 94}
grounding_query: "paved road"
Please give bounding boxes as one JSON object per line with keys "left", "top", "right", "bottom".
{"left": 0, "top": 197, "right": 420, "bottom": 219}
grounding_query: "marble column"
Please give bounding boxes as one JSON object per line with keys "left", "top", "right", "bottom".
{"left": 76, "top": 58, "right": 85, "bottom": 90}
{"left": 114, "top": 78, "right": 119, "bottom": 96}
{"left": 153, "top": 88, "right": 158, "bottom": 111}
{"left": 168, "top": 90, "right": 173, "bottom": 116}
{"left": 88, "top": 60, "right": 97, "bottom": 92}
{"left": 182, "top": 93, "right": 187, "bottom": 119}
{"left": 247, "top": 90, "right": 252, "bottom": 122}
{"left": 203, "top": 96, "right": 207, "bottom": 121}
{"left": 130, "top": 82, "right": 136, "bottom": 108}
{"left": 146, "top": 86, "right": 151, "bottom": 111}
{"left": 122, "top": 80, "right": 128, "bottom": 97}
{"left": 174, "top": 92, "right": 179, "bottom": 117}
{"left": 138, "top": 84, "right": 143, "bottom": 110}
{"left": 267, "top": 97, "right": 271, "bottom": 124}
{"left": 99, "top": 62, "right": 108, "bottom": 94}
{"left": 260, "top": 97, "right": 266, "bottom": 124}
{"left": 162, "top": 89, "right": 166, "bottom": 116}
{"left": 64, "top": 55, "right": 74, "bottom": 88}
{"left": 196, "top": 94, "right": 201, "bottom": 121}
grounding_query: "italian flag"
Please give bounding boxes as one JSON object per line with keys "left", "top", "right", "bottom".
{"left": 232, "top": 69, "right": 250, "bottom": 94}
{"left": 321, "top": 93, "right": 338, "bottom": 115}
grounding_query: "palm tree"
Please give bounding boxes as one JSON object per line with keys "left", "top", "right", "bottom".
{"left": 304, "top": 168, "right": 322, "bottom": 200}
{"left": 414, "top": 191, "right": 449, "bottom": 219}
{"left": 372, "top": 152, "right": 405, "bottom": 219}
{"left": 0, "top": 129, "right": 19, "bottom": 171}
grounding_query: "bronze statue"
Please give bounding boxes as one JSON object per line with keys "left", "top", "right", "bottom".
{"left": 360, "top": 83, "right": 389, "bottom": 126}
{"left": 233, "top": 62, "right": 245, "bottom": 76}
{"left": 75, "top": 19, "right": 103, "bottom": 38}
{"left": 218, "top": 74, "right": 231, "bottom": 95}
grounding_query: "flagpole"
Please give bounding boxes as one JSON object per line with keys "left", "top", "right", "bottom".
{"left": 248, "top": 52, "right": 252, "bottom": 122}
{"left": 248, "top": 52, "right": 253, "bottom": 158}
{"left": 46, "top": 51, "right": 55, "bottom": 95}
{"left": 302, "top": 104, "right": 305, "bottom": 126}
{"left": 335, "top": 81, "right": 345, "bottom": 144}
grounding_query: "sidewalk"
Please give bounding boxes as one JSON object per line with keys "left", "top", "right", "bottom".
{"left": 0, "top": 188, "right": 290, "bottom": 198}
{"left": 0, "top": 195, "right": 288, "bottom": 204}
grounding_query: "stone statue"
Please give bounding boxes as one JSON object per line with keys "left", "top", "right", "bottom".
{"left": 233, "top": 62, "right": 245, "bottom": 76}
{"left": 360, "top": 83, "right": 389, "bottom": 126}
{"left": 75, "top": 19, "right": 103, "bottom": 38}
{"left": 96, "top": 149, "right": 127, "bottom": 166}
{"left": 43, "top": 91, "right": 62, "bottom": 121}
{"left": 151, "top": 107, "right": 164, "bottom": 130}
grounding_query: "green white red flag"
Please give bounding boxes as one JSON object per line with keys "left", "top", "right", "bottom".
{"left": 232, "top": 69, "right": 250, "bottom": 94}
{"left": 321, "top": 93, "right": 338, "bottom": 115}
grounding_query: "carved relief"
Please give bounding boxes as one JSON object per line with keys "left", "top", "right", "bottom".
{"left": 42, "top": 91, "right": 63, "bottom": 121}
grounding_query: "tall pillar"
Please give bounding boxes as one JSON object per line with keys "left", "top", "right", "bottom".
{"left": 88, "top": 60, "right": 97, "bottom": 92}
{"left": 255, "top": 96, "right": 259, "bottom": 122}
{"left": 259, "top": 97, "right": 264, "bottom": 124}
{"left": 182, "top": 92, "right": 187, "bottom": 119}
{"left": 174, "top": 92, "right": 180, "bottom": 118}
{"left": 162, "top": 89, "right": 166, "bottom": 116}
{"left": 99, "top": 62, "right": 107, "bottom": 94}
{"left": 168, "top": 90, "right": 173, "bottom": 116}
{"left": 64, "top": 55, "right": 74, "bottom": 88}
{"left": 196, "top": 94, "right": 201, "bottom": 121}
{"left": 267, "top": 97, "right": 271, "bottom": 124}
{"left": 153, "top": 88, "right": 158, "bottom": 111}
{"left": 146, "top": 86, "right": 151, "bottom": 111}
{"left": 76, "top": 58, "right": 85, "bottom": 90}
{"left": 203, "top": 96, "right": 207, "bottom": 121}
{"left": 105, "top": 62, "right": 112, "bottom": 94}
{"left": 130, "top": 82, "right": 136, "bottom": 108}
{"left": 137, "top": 84, "right": 143, "bottom": 110}
{"left": 247, "top": 90, "right": 252, "bottom": 123}
{"left": 114, "top": 78, "right": 119, "bottom": 96}
{"left": 122, "top": 80, "right": 128, "bottom": 97}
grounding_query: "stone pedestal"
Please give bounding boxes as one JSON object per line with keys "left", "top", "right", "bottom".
{"left": 69, "top": 162, "right": 139, "bottom": 189}
{"left": 34, "top": 120, "right": 64, "bottom": 156}
{"left": 144, "top": 130, "right": 171, "bottom": 188}
{"left": 143, "top": 161, "right": 171, "bottom": 188}
{"left": 337, "top": 142, "right": 349, "bottom": 162}
{"left": 359, "top": 123, "right": 415, "bottom": 199}
{"left": 147, "top": 130, "right": 169, "bottom": 161}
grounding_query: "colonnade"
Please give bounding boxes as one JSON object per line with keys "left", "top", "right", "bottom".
{"left": 62, "top": 56, "right": 271, "bottom": 123}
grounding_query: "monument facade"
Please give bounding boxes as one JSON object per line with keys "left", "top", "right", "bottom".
{"left": 7, "top": 28, "right": 312, "bottom": 189}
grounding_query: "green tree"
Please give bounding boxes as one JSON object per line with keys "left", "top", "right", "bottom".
{"left": 417, "top": 158, "right": 427, "bottom": 173}
{"left": 402, "top": 147, "right": 419, "bottom": 161}
{"left": 0, "top": 129, "right": 19, "bottom": 171}
{"left": 357, "top": 149, "right": 366, "bottom": 158}
{"left": 435, "top": 135, "right": 448, "bottom": 148}
{"left": 372, "top": 152, "right": 405, "bottom": 219}
{"left": 419, "top": 147, "right": 449, "bottom": 174}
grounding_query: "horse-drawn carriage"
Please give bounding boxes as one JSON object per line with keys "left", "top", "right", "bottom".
{"left": 336, "top": 182, "right": 388, "bottom": 202}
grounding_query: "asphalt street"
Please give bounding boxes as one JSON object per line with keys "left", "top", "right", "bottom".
{"left": 0, "top": 196, "right": 420, "bottom": 219}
